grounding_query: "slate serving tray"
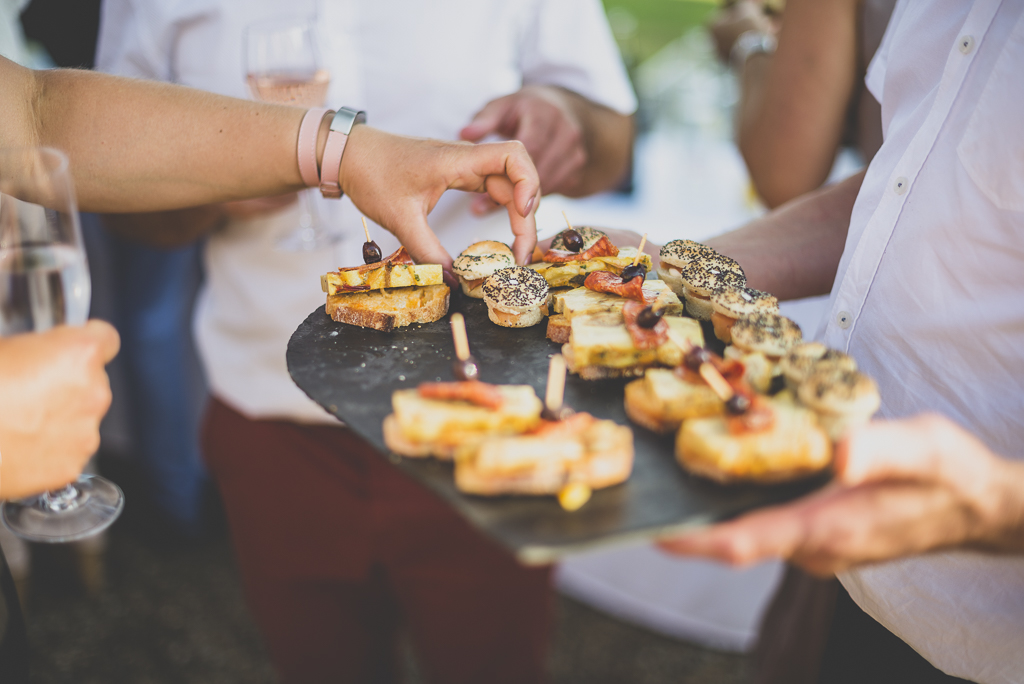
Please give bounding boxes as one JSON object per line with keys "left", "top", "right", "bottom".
{"left": 286, "top": 294, "right": 825, "bottom": 565}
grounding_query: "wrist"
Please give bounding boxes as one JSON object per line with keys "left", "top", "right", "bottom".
{"left": 336, "top": 123, "right": 367, "bottom": 198}
{"left": 985, "top": 459, "right": 1024, "bottom": 552}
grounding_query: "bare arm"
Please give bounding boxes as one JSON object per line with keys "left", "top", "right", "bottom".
{"left": 707, "top": 170, "right": 864, "bottom": 300}
{"left": 0, "top": 56, "right": 542, "bottom": 265}
{"left": 736, "top": 0, "right": 860, "bottom": 208}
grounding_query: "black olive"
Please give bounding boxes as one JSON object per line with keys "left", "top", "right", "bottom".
{"left": 620, "top": 263, "right": 647, "bottom": 283}
{"left": 452, "top": 357, "right": 480, "bottom": 382}
{"left": 684, "top": 347, "right": 713, "bottom": 371}
{"left": 725, "top": 394, "right": 751, "bottom": 415}
{"left": 541, "top": 405, "right": 576, "bottom": 422}
{"left": 562, "top": 229, "right": 584, "bottom": 253}
{"left": 362, "top": 240, "right": 382, "bottom": 264}
{"left": 635, "top": 305, "right": 664, "bottom": 329}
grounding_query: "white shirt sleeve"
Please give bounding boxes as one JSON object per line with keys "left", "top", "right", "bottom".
{"left": 96, "top": 0, "right": 185, "bottom": 81}
{"left": 518, "top": 0, "right": 638, "bottom": 115}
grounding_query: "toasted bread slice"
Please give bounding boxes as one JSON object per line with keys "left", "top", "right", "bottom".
{"left": 386, "top": 385, "right": 542, "bottom": 458}
{"left": 455, "top": 419, "right": 633, "bottom": 495}
{"left": 552, "top": 279, "right": 682, "bottom": 320}
{"left": 676, "top": 398, "right": 832, "bottom": 483}
{"left": 326, "top": 284, "right": 449, "bottom": 332}
{"left": 321, "top": 264, "right": 443, "bottom": 294}
{"left": 546, "top": 314, "right": 572, "bottom": 344}
{"left": 624, "top": 369, "right": 723, "bottom": 434}
{"left": 566, "top": 314, "right": 703, "bottom": 370}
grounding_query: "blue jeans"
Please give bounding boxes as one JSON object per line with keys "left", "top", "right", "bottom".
{"left": 83, "top": 214, "right": 208, "bottom": 534}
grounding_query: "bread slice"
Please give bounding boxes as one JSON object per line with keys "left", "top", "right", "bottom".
{"left": 326, "top": 284, "right": 449, "bottom": 332}
{"left": 552, "top": 279, "right": 682, "bottom": 320}
{"left": 455, "top": 418, "right": 633, "bottom": 495}
{"left": 385, "top": 385, "right": 542, "bottom": 458}
{"left": 566, "top": 314, "right": 704, "bottom": 370}
{"left": 676, "top": 398, "right": 832, "bottom": 483}
{"left": 321, "top": 264, "right": 443, "bottom": 295}
{"left": 546, "top": 314, "right": 572, "bottom": 344}
{"left": 624, "top": 369, "right": 722, "bottom": 434}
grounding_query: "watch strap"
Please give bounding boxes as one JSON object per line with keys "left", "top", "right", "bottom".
{"left": 319, "top": 107, "right": 367, "bottom": 199}
{"left": 297, "top": 107, "right": 331, "bottom": 188}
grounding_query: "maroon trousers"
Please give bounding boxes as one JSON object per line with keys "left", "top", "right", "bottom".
{"left": 202, "top": 398, "right": 553, "bottom": 684}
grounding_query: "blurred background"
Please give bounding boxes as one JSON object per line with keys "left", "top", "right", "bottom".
{"left": 4, "top": 0, "right": 852, "bottom": 681}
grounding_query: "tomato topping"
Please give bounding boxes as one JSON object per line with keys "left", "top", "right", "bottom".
{"left": 417, "top": 381, "right": 505, "bottom": 410}
{"left": 622, "top": 300, "right": 668, "bottom": 350}
{"left": 583, "top": 271, "right": 646, "bottom": 302}
{"left": 542, "top": 236, "right": 619, "bottom": 263}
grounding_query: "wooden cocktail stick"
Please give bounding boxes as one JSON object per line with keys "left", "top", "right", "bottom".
{"left": 545, "top": 354, "right": 567, "bottom": 413}
{"left": 450, "top": 313, "right": 471, "bottom": 361}
{"left": 665, "top": 329, "right": 734, "bottom": 401}
{"left": 362, "top": 216, "right": 371, "bottom": 243}
{"left": 632, "top": 233, "right": 648, "bottom": 266}
{"left": 699, "top": 364, "right": 735, "bottom": 401}
{"left": 562, "top": 210, "right": 573, "bottom": 232}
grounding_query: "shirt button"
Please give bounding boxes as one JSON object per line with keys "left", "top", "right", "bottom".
{"left": 958, "top": 35, "right": 975, "bottom": 54}
{"left": 836, "top": 311, "right": 852, "bottom": 329}
{"left": 893, "top": 176, "right": 909, "bottom": 195}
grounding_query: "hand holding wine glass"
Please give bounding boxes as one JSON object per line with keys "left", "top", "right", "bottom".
{"left": 244, "top": 16, "right": 337, "bottom": 251}
{"left": 0, "top": 147, "right": 125, "bottom": 542}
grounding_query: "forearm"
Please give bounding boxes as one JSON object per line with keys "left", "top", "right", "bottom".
{"left": 26, "top": 67, "right": 307, "bottom": 212}
{"left": 736, "top": 0, "right": 859, "bottom": 208}
{"left": 707, "top": 169, "right": 863, "bottom": 300}
{"left": 561, "top": 88, "right": 634, "bottom": 197}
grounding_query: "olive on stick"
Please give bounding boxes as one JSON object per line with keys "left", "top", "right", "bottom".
{"left": 620, "top": 233, "right": 648, "bottom": 283}
{"left": 361, "top": 217, "right": 382, "bottom": 264}
{"left": 560, "top": 211, "right": 584, "bottom": 253}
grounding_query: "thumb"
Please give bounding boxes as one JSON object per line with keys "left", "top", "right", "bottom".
{"left": 81, "top": 319, "right": 121, "bottom": 364}
{"left": 460, "top": 96, "right": 514, "bottom": 142}
{"left": 835, "top": 415, "right": 965, "bottom": 486}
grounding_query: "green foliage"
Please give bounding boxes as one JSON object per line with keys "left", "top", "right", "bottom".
{"left": 603, "top": 0, "right": 719, "bottom": 65}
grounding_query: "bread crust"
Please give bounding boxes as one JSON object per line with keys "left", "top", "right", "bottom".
{"left": 546, "top": 314, "right": 572, "bottom": 343}
{"left": 326, "top": 284, "right": 450, "bottom": 332}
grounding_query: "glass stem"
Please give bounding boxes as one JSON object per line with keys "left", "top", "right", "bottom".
{"left": 297, "top": 189, "right": 321, "bottom": 236}
{"left": 40, "top": 484, "right": 80, "bottom": 513}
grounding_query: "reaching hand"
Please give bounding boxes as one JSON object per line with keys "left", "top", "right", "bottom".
{"left": 0, "top": 321, "right": 121, "bottom": 499}
{"left": 339, "top": 126, "right": 540, "bottom": 272}
{"left": 460, "top": 86, "right": 587, "bottom": 215}
{"left": 658, "top": 414, "right": 1024, "bottom": 576}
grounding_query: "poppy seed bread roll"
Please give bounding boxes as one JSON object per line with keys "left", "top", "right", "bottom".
{"left": 550, "top": 226, "right": 608, "bottom": 252}
{"left": 731, "top": 312, "right": 802, "bottom": 358}
{"left": 453, "top": 241, "right": 516, "bottom": 298}
{"left": 797, "top": 368, "right": 880, "bottom": 441}
{"left": 709, "top": 286, "right": 779, "bottom": 343}
{"left": 779, "top": 342, "right": 858, "bottom": 391}
{"left": 482, "top": 266, "right": 549, "bottom": 328}
{"left": 657, "top": 240, "right": 713, "bottom": 295}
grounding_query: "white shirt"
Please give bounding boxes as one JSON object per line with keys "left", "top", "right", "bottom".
{"left": 96, "top": 0, "right": 636, "bottom": 423}
{"left": 818, "top": 1, "right": 1024, "bottom": 680}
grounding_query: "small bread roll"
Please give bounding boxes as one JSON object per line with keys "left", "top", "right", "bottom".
{"left": 680, "top": 253, "right": 746, "bottom": 297}
{"left": 482, "top": 266, "right": 549, "bottom": 328}
{"left": 709, "top": 287, "right": 779, "bottom": 343}
{"left": 454, "top": 241, "right": 516, "bottom": 299}
{"left": 797, "top": 368, "right": 880, "bottom": 441}
{"left": 779, "top": 342, "right": 858, "bottom": 391}
{"left": 731, "top": 312, "right": 802, "bottom": 358}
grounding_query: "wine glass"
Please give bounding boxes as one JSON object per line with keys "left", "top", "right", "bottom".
{"left": 245, "top": 16, "right": 340, "bottom": 251}
{"left": 0, "top": 147, "right": 125, "bottom": 542}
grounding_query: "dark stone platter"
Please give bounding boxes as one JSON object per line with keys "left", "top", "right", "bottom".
{"left": 286, "top": 294, "right": 825, "bottom": 565}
